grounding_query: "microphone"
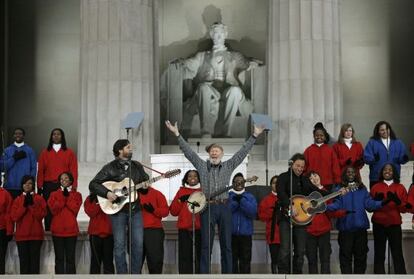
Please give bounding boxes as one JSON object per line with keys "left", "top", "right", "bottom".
{"left": 288, "top": 160, "right": 293, "bottom": 167}
{"left": 197, "top": 141, "right": 200, "bottom": 153}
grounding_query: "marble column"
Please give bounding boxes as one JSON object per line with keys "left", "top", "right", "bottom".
{"left": 79, "top": 0, "right": 157, "bottom": 162}
{"left": 268, "top": 0, "right": 342, "bottom": 160}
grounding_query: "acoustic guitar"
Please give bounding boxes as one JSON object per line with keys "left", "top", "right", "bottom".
{"left": 98, "top": 169, "right": 181, "bottom": 215}
{"left": 290, "top": 183, "right": 359, "bottom": 225}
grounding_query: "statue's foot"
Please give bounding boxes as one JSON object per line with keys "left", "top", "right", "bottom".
{"left": 201, "top": 133, "right": 212, "bottom": 139}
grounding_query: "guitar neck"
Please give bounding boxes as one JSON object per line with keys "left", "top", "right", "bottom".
{"left": 208, "top": 185, "right": 234, "bottom": 200}
{"left": 318, "top": 190, "right": 342, "bottom": 204}
{"left": 207, "top": 177, "right": 257, "bottom": 200}
{"left": 134, "top": 175, "right": 163, "bottom": 190}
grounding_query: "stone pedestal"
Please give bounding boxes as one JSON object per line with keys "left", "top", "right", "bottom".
{"left": 268, "top": 0, "right": 342, "bottom": 160}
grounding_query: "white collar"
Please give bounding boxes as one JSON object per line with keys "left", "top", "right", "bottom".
{"left": 316, "top": 143, "right": 324, "bottom": 147}
{"left": 229, "top": 188, "right": 245, "bottom": 195}
{"left": 184, "top": 183, "right": 201, "bottom": 189}
{"left": 384, "top": 179, "right": 394, "bottom": 186}
{"left": 381, "top": 137, "right": 390, "bottom": 149}
{"left": 271, "top": 191, "right": 277, "bottom": 196}
{"left": 53, "top": 144, "right": 62, "bottom": 152}
{"left": 344, "top": 138, "right": 352, "bottom": 148}
{"left": 14, "top": 142, "right": 25, "bottom": 148}
{"left": 61, "top": 185, "right": 72, "bottom": 191}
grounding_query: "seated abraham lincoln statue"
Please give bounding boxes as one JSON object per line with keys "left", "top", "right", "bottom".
{"left": 172, "top": 22, "right": 262, "bottom": 138}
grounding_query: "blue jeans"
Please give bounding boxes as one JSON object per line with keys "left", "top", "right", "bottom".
{"left": 200, "top": 203, "right": 232, "bottom": 273}
{"left": 110, "top": 209, "right": 143, "bottom": 274}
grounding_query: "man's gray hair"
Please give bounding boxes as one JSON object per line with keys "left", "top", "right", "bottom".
{"left": 205, "top": 143, "right": 224, "bottom": 153}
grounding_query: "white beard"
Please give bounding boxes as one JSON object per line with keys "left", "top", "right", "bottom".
{"left": 210, "top": 158, "right": 221, "bottom": 165}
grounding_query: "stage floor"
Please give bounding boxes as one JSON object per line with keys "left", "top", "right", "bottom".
{"left": 1, "top": 274, "right": 414, "bottom": 278}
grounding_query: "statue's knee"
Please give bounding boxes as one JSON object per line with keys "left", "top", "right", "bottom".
{"left": 197, "top": 83, "right": 211, "bottom": 93}
{"left": 227, "top": 86, "right": 243, "bottom": 100}
{"left": 197, "top": 83, "right": 220, "bottom": 102}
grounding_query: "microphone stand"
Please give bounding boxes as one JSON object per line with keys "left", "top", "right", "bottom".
{"left": 1, "top": 130, "right": 7, "bottom": 188}
{"left": 187, "top": 199, "right": 200, "bottom": 274}
{"left": 126, "top": 127, "right": 133, "bottom": 275}
{"left": 289, "top": 160, "right": 293, "bottom": 275}
{"left": 265, "top": 130, "right": 269, "bottom": 186}
{"left": 127, "top": 158, "right": 133, "bottom": 275}
{"left": 208, "top": 174, "right": 213, "bottom": 274}
{"left": 386, "top": 133, "right": 390, "bottom": 274}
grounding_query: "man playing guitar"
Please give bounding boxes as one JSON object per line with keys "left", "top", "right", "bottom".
{"left": 276, "top": 153, "right": 325, "bottom": 274}
{"left": 89, "top": 139, "right": 149, "bottom": 274}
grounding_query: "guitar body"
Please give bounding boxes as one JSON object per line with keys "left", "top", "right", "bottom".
{"left": 97, "top": 169, "right": 181, "bottom": 215}
{"left": 98, "top": 178, "right": 140, "bottom": 215}
{"left": 291, "top": 191, "right": 326, "bottom": 225}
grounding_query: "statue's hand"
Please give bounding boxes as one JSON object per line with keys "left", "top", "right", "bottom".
{"left": 247, "top": 59, "right": 263, "bottom": 70}
{"left": 165, "top": 120, "right": 180, "bottom": 136}
{"left": 169, "top": 58, "right": 185, "bottom": 68}
{"left": 253, "top": 124, "right": 266, "bottom": 137}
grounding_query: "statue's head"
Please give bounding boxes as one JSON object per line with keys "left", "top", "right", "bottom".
{"left": 209, "top": 22, "right": 228, "bottom": 46}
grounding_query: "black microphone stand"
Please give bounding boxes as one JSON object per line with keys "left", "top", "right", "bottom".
{"left": 1, "top": 130, "right": 7, "bottom": 188}
{"left": 265, "top": 130, "right": 269, "bottom": 186}
{"left": 386, "top": 135, "right": 391, "bottom": 274}
{"left": 187, "top": 199, "right": 200, "bottom": 274}
{"left": 288, "top": 160, "right": 293, "bottom": 274}
{"left": 208, "top": 173, "right": 213, "bottom": 274}
{"left": 126, "top": 127, "right": 133, "bottom": 275}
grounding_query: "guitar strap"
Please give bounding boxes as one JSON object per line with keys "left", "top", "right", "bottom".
{"left": 138, "top": 161, "right": 164, "bottom": 175}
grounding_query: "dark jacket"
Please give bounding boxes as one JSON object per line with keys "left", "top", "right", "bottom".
{"left": 89, "top": 158, "right": 149, "bottom": 199}
{"left": 277, "top": 170, "right": 315, "bottom": 209}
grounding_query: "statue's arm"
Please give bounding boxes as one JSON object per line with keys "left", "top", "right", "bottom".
{"left": 233, "top": 51, "right": 251, "bottom": 71}
{"left": 180, "top": 52, "right": 204, "bottom": 80}
{"left": 233, "top": 51, "right": 263, "bottom": 71}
